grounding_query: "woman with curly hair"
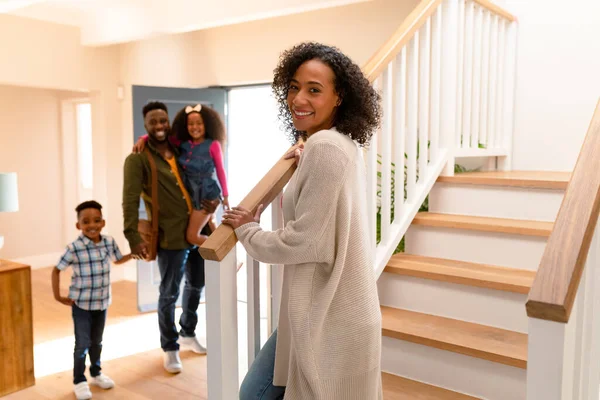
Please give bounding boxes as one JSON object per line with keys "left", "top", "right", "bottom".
{"left": 223, "top": 42, "right": 383, "bottom": 400}
{"left": 134, "top": 104, "right": 229, "bottom": 245}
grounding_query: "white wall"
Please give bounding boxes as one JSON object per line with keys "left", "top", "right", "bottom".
{"left": 496, "top": 0, "right": 600, "bottom": 171}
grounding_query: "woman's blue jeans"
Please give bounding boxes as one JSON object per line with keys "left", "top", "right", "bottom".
{"left": 239, "top": 330, "right": 286, "bottom": 400}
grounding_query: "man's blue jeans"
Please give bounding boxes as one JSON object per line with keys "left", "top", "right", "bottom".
{"left": 239, "top": 330, "right": 286, "bottom": 400}
{"left": 157, "top": 246, "right": 205, "bottom": 351}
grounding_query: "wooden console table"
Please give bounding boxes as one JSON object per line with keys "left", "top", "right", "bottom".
{"left": 0, "top": 260, "right": 34, "bottom": 396}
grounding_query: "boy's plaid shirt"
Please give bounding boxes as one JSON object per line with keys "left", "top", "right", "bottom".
{"left": 56, "top": 234, "right": 123, "bottom": 311}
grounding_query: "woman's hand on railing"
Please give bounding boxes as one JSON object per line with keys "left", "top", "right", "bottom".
{"left": 284, "top": 143, "right": 304, "bottom": 166}
{"left": 222, "top": 205, "right": 264, "bottom": 229}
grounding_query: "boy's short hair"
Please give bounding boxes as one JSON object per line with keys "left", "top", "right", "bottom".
{"left": 76, "top": 200, "right": 103, "bottom": 217}
{"left": 142, "top": 101, "right": 168, "bottom": 118}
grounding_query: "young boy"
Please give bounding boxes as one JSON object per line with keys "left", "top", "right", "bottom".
{"left": 52, "top": 200, "right": 130, "bottom": 400}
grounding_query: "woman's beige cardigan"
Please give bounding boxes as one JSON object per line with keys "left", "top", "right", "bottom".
{"left": 236, "top": 128, "right": 382, "bottom": 400}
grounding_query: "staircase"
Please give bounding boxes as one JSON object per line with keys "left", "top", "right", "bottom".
{"left": 198, "top": 0, "right": 600, "bottom": 395}
{"left": 378, "top": 171, "right": 569, "bottom": 399}
{"left": 195, "top": 0, "right": 600, "bottom": 399}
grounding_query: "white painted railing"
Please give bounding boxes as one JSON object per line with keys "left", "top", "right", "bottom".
{"left": 527, "top": 221, "right": 600, "bottom": 400}
{"left": 452, "top": 0, "right": 518, "bottom": 169}
{"left": 200, "top": 0, "right": 519, "bottom": 398}
{"left": 526, "top": 100, "right": 600, "bottom": 400}
{"left": 365, "top": 0, "right": 519, "bottom": 275}
{"left": 203, "top": 194, "right": 285, "bottom": 399}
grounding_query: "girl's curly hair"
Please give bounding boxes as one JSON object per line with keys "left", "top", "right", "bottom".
{"left": 172, "top": 104, "right": 226, "bottom": 146}
{"left": 272, "top": 42, "right": 381, "bottom": 147}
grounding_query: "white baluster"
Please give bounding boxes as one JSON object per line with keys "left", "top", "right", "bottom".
{"left": 487, "top": 15, "right": 499, "bottom": 149}
{"left": 430, "top": 8, "right": 442, "bottom": 163}
{"left": 418, "top": 18, "right": 431, "bottom": 181}
{"left": 479, "top": 10, "right": 491, "bottom": 149}
{"left": 206, "top": 249, "right": 239, "bottom": 399}
{"left": 407, "top": 35, "right": 419, "bottom": 201}
{"left": 394, "top": 48, "right": 407, "bottom": 217}
{"left": 498, "top": 21, "right": 518, "bottom": 171}
{"left": 394, "top": 47, "right": 406, "bottom": 222}
{"left": 527, "top": 315, "right": 578, "bottom": 400}
{"left": 367, "top": 102, "right": 379, "bottom": 256}
{"left": 269, "top": 193, "right": 284, "bottom": 334}
{"left": 572, "top": 219, "right": 600, "bottom": 399}
{"left": 246, "top": 254, "right": 260, "bottom": 368}
{"left": 381, "top": 63, "right": 393, "bottom": 245}
{"left": 454, "top": 0, "right": 465, "bottom": 149}
{"left": 471, "top": 5, "right": 483, "bottom": 149}
{"left": 461, "top": 0, "right": 474, "bottom": 149}
{"left": 440, "top": 0, "right": 459, "bottom": 176}
{"left": 495, "top": 19, "right": 506, "bottom": 150}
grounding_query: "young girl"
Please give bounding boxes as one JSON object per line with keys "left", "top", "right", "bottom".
{"left": 135, "top": 103, "right": 229, "bottom": 245}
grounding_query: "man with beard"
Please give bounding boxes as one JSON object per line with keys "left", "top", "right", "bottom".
{"left": 122, "top": 101, "right": 215, "bottom": 374}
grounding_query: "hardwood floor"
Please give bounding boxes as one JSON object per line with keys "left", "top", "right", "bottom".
{"left": 5, "top": 267, "right": 208, "bottom": 399}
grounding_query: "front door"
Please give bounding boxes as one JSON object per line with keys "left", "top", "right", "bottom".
{"left": 132, "top": 85, "right": 227, "bottom": 312}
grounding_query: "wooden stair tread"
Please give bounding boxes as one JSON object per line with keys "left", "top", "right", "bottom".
{"left": 437, "top": 171, "right": 570, "bottom": 189}
{"left": 412, "top": 212, "right": 553, "bottom": 237}
{"left": 382, "top": 373, "right": 480, "bottom": 399}
{"left": 385, "top": 254, "right": 535, "bottom": 294}
{"left": 381, "top": 306, "right": 528, "bottom": 369}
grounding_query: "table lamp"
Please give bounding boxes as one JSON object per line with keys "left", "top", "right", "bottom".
{"left": 0, "top": 173, "right": 19, "bottom": 258}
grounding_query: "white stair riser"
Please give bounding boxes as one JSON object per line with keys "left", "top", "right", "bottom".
{"left": 378, "top": 273, "right": 529, "bottom": 333}
{"left": 406, "top": 226, "right": 547, "bottom": 270}
{"left": 382, "top": 336, "right": 526, "bottom": 399}
{"left": 429, "top": 183, "right": 564, "bottom": 222}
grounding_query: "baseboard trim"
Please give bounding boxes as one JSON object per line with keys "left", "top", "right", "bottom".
{"left": 13, "top": 252, "right": 63, "bottom": 270}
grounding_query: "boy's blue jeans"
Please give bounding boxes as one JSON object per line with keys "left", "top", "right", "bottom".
{"left": 72, "top": 304, "right": 107, "bottom": 384}
{"left": 157, "top": 246, "right": 205, "bottom": 351}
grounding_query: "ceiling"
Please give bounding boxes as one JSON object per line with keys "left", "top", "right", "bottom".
{"left": 0, "top": 0, "right": 371, "bottom": 46}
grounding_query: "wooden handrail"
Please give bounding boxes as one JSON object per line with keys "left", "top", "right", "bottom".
{"left": 526, "top": 99, "right": 600, "bottom": 323}
{"left": 472, "top": 0, "right": 517, "bottom": 22}
{"left": 199, "top": 148, "right": 297, "bottom": 261}
{"left": 199, "top": 0, "right": 517, "bottom": 262}
{"left": 363, "top": 0, "right": 442, "bottom": 82}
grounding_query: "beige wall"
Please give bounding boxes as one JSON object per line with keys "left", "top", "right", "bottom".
{"left": 0, "top": 14, "right": 124, "bottom": 262}
{"left": 0, "top": 86, "right": 64, "bottom": 259}
{"left": 0, "top": 14, "right": 93, "bottom": 92}
{"left": 119, "top": 0, "right": 418, "bottom": 87}
{"left": 0, "top": 0, "right": 418, "bottom": 261}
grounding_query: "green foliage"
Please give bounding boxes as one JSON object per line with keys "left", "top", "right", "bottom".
{"left": 375, "top": 152, "right": 472, "bottom": 255}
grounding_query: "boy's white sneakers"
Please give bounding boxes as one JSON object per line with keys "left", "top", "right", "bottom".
{"left": 74, "top": 382, "right": 92, "bottom": 400}
{"left": 91, "top": 373, "right": 115, "bottom": 389}
{"left": 164, "top": 350, "right": 183, "bottom": 373}
{"left": 179, "top": 336, "right": 207, "bottom": 355}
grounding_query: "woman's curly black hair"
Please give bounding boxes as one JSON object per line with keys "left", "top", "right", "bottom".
{"left": 272, "top": 42, "right": 381, "bottom": 147}
{"left": 171, "top": 104, "right": 227, "bottom": 146}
